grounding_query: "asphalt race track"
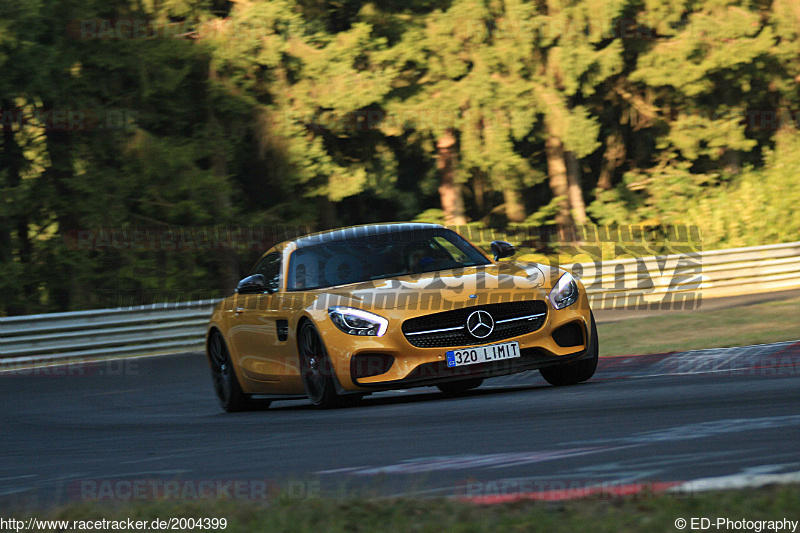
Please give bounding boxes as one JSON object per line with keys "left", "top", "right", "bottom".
{"left": 2, "top": 340, "right": 800, "bottom": 505}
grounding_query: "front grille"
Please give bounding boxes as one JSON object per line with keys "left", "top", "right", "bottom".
{"left": 402, "top": 300, "right": 547, "bottom": 348}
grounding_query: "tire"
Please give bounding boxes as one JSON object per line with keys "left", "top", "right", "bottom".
{"left": 208, "top": 331, "right": 270, "bottom": 412}
{"left": 298, "top": 322, "right": 344, "bottom": 409}
{"left": 437, "top": 378, "right": 484, "bottom": 395}
{"left": 539, "top": 312, "right": 599, "bottom": 387}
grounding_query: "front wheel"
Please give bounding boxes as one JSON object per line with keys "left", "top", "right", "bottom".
{"left": 298, "top": 322, "right": 344, "bottom": 409}
{"left": 208, "top": 331, "right": 269, "bottom": 412}
{"left": 539, "top": 313, "right": 599, "bottom": 387}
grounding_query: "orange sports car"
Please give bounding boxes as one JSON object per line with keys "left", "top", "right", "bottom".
{"left": 205, "top": 223, "right": 597, "bottom": 411}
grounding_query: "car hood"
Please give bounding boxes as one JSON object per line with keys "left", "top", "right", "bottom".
{"left": 311, "top": 262, "right": 549, "bottom": 311}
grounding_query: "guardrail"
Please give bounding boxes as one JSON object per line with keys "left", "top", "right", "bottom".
{"left": 578, "top": 241, "right": 800, "bottom": 308}
{"left": 0, "top": 300, "right": 218, "bottom": 366}
{"left": 2, "top": 242, "right": 799, "bottom": 366}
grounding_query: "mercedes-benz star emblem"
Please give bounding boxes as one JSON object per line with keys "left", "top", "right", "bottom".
{"left": 466, "top": 310, "right": 495, "bottom": 339}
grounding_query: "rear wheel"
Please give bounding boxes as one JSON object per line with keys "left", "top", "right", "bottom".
{"left": 299, "top": 322, "right": 344, "bottom": 409}
{"left": 437, "top": 378, "right": 484, "bottom": 395}
{"left": 539, "top": 313, "right": 599, "bottom": 387}
{"left": 208, "top": 331, "right": 270, "bottom": 412}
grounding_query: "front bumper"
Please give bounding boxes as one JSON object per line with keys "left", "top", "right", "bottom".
{"left": 352, "top": 345, "right": 590, "bottom": 389}
{"left": 320, "top": 292, "right": 593, "bottom": 391}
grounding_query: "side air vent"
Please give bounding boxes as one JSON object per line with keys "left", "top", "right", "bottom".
{"left": 276, "top": 319, "right": 289, "bottom": 341}
{"left": 551, "top": 321, "right": 584, "bottom": 348}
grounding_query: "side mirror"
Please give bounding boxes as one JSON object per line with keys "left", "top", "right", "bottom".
{"left": 490, "top": 240, "right": 516, "bottom": 261}
{"left": 236, "top": 274, "right": 268, "bottom": 294}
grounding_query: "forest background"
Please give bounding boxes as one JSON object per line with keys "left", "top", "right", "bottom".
{"left": 2, "top": 0, "right": 799, "bottom": 315}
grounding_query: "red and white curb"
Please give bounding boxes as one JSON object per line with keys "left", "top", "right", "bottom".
{"left": 459, "top": 471, "right": 800, "bottom": 504}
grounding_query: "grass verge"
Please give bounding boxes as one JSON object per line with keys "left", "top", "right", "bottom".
{"left": 597, "top": 296, "right": 800, "bottom": 357}
{"left": 3, "top": 484, "right": 799, "bottom": 532}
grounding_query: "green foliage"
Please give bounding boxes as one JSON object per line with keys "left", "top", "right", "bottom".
{"left": 524, "top": 195, "right": 566, "bottom": 226}
{"left": 665, "top": 110, "right": 757, "bottom": 161}
{"left": 2, "top": 0, "right": 800, "bottom": 315}
{"left": 412, "top": 208, "right": 446, "bottom": 224}
{"left": 632, "top": 4, "right": 774, "bottom": 97}
{"left": 682, "top": 131, "right": 800, "bottom": 248}
{"left": 563, "top": 106, "right": 601, "bottom": 158}
{"left": 590, "top": 130, "right": 800, "bottom": 249}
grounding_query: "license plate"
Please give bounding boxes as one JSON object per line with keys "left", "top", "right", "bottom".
{"left": 446, "top": 341, "right": 521, "bottom": 368}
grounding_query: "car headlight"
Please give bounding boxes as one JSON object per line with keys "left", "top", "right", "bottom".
{"left": 549, "top": 272, "right": 579, "bottom": 309}
{"left": 328, "top": 307, "right": 388, "bottom": 336}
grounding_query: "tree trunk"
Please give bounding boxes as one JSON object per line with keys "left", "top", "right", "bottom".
{"left": 0, "top": 106, "right": 17, "bottom": 267}
{"left": 545, "top": 136, "right": 573, "bottom": 228}
{"left": 211, "top": 151, "right": 240, "bottom": 292}
{"left": 503, "top": 188, "right": 526, "bottom": 223}
{"left": 472, "top": 170, "right": 487, "bottom": 217}
{"left": 207, "top": 68, "right": 239, "bottom": 293}
{"left": 0, "top": 99, "right": 30, "bottom": 315}
{"left": 720, "top": 148, "right": 741, "bottom": 174}
{"left": 437, "top": 129, "right": 466, "bottom": 226}
{"left": 45, "top": 126, "right": 82, "bottom": 311}
{"left": 318, "top": 196, "right": 338, "bottom": 229}
{"left": 597, "top": 131, "right": 625, "bottom": 190}
{"left": 565, "top": 151, "right": 587, "bottom": 225}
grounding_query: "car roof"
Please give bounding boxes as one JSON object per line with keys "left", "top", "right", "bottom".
{"left": 292, "top": 222, "right": 447, "bottom": 249}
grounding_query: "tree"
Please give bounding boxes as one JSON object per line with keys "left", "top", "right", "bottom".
{"left": 590, "top": 0, "right": 783, "bottom": 228}
{"left": 0, "top": 0, "right": 240, "bottom": 314}
{"left": 530, "top": 0, "right": 626, "bottom": 226}
{"left": 206, "top": 1, "right": 400, "bottom": 227}
{"left": 379, "top": 0, "right": 547, "bottom": 224}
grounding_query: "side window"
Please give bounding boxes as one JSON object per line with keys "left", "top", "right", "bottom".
{"left": 433, "top": 236, "right": 469, "bottom": 263}
{"left": 251, "top": 253, "right": 281, "bottom": 293}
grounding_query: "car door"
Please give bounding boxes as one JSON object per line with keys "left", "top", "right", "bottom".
{"left": 229, "top": 253, "right": 293, "bottom": 384}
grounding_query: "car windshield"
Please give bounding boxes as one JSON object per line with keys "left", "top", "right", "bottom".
{"left": 287, "top": 228, "right": 491, "bottom": 291}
